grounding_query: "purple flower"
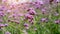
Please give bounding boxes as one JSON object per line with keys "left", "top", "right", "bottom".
{"left": 40, "top": 18, "right": 48, "bottom": 22}
{"left": 35, "top": 5, "right": 40, "bottom": 9}
{"left": 12, "top": 14, "right": 17, "bottom": 18}
{"left": 24, "top": 23, "right": 29, "bottom": 29}
{"left": 39, "top": 1, "right": 44, "bottom": 5}
{"left": 24, "top": 14, "right": 33, "bottom": 19}
{"left": 55, "top": 20, "right": 60, "bottom": 24}
{"left": 54, "top": 12, "right": 59, "bottom": 16}
{"left": 17, "top": 14, "right": 24, "bottom": 17}
{"left": 0, "top": 11, "right": 5, "bottom": 17}
{"left": 15, "top": 21, "right": 19, "bottom": 24}
{"left": 27, "top": 8, "right": 34, "bottom": 11}
{"left": 35, "top": 0, "right": 44, "bottom": 5}
{"left": 4, "top": 24, "right": 8, "bottom": 27}
{"left": 6, "top": 10, "right": 11, "bottom": 13}
{"left": 24, "top": 23, "right": 29, "bottom": 27}
{"left": 30, "top": 1, "right": 44, "bottom": 9}
{"left": 0, "top": 23, "right": 5, "bottom": 27}
{"left": 0, "top": 8, "right": 3, "bottom": 11}
{"left": 28, "top": 9, "right": 36, "bottom": 15}
{"left": 5, "top": 31, "right": 11, "bottom": 34}
{"left": 0, "top": 23, "right": 8, "bottom": 27}
{"left": 53, "top": 0, "right": 60, "bottom": 3}
{"left": 41, "top": 8, "right": 47, "bottom": 14}
{"left": 28, "top": 19, "right": 34, "bottom": 24}
{"left": 41, "top": 8, "right": 46, "bottom": 12}
{"left": 27, "top": 8, "right": 36, "bottom": 15}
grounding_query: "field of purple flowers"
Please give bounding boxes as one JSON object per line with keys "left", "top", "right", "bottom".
{"left": 0, "top": 0, "right": 60, "bottom": 34}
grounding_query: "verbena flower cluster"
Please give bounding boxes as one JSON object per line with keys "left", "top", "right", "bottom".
{"left": 0, "top": 0, "right": 60, "bottom": 34}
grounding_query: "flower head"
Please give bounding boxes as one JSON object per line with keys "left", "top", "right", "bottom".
{"left": 24, "top": 14, "right": 33, "bottom": 19}
{"left": 5, "top": 31, "right": 11, "bottom": 34}
{"left": 27, "top": 8, "right": 36, "bottom": 15}
{"left": 40, "top": 18, "right": 48, "bottom": 22}
{"left": 55, "top": 20, "right": 60, "bottom": 24}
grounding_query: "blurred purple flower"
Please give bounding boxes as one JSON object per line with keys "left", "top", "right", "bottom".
{"left": 15, "top": 21, "right": 19, "bottom": 24}
{"left": 44, "top": 0, "right": 50, "bottom": 4}
{"left": 5, "top": 31, "right": 11, "bottom": 34}
{"left": 24, "top": 14, "right": 33, "bottom": 20}
{"left": 31, "top": 1, "right": 44, "bottom": 9}
{"left": 41, "top": 8, "right": 47, "bottom": 14}
{"left": 27, "top": 8, "right": 34, "bottom": 11}
{"left": 24, "top": 23, "right": 29, "bottom": 27}
{"left": 53, "top": 0, "right": 60, "bottom": 3}
{"left": 24, "top": 23, "right": 29, "bottom": 29}
{"left": 39, "top": 1, "right": 44, "bottom": 5}
{"left": 0, "top": 11, "right": 5, "bottom": 17}
{"left": 41, "top": 8, "right": 46, "bottom": 12}
{"left": 40, "top": 18, "right": 48, "bottom": 22}
{"left": 17, "top": 14, "right": 24, "bottom": 17}
{"left": 4, "top": 24, "right": 8, "bottom": 27}
{"left": 28, "top": 19, "right": 34, "bottom": 24}
{"left": 54, "top": 12, "right": 59, "bottom": 16}
{"left": 55, "top": 20, "right": 60, "bottom": 24}
{"left": 0, "top": 8, "right": 3, "bottom": 11}
{"left": 6, "top": 10, "right": 11, "bottom": 13}
{"left": 35, "top": 0, "right": 44, "bottom": 5}
{"left": 28, "top": 9, "right": 36, "bottom": 15}
{"left": 12, "top": 14, "right": 17, "bottom": 18}
{"left": 0, "top": 23, "right": 5, "bottom": 27}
